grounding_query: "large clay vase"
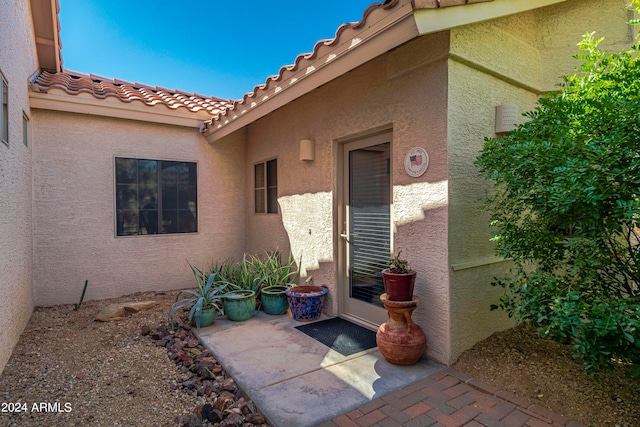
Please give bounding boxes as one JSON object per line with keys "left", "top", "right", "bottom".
{"left": 381, "top": 269, "right": 416, "bottom": 301}
{"left": 376, "top": 294, "right": 426, "bottom": 365}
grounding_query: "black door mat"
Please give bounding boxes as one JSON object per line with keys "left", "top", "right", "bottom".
{"left": 295, "top": 317, "right": 377, "bottom": 357}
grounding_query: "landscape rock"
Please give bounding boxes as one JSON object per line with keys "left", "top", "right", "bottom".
{"left": 201, "top": 366, "right": 216, "bottom": 380}
{"left": 144, "top": 317, "right": 272, "bottom": 426}
{"left": 245, "top": 413, "right": 267, "bottom": 425}
{"left": 95, "top": 300, "right": 159, "bottom": 321}
{"left": 201, "top": 403, "right": 222, "bottom": 423}
{"left": 221, "top": 412, "right": 244, "bottom": 427}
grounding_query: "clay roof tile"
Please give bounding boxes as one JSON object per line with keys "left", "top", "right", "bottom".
{"left": 31, "top": 69, "right": 233, "bottom": 116}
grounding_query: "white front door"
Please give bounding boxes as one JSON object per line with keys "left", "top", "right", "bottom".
{"left": 340, "top": 133, "right": 392, "bottom": 327}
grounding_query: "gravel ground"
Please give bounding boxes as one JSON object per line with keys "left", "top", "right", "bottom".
{"left": 453, "top": 323, "right": 640, "bottom": 427}
{"left": 0, "top": 291, "right": 269, "bottom": 427}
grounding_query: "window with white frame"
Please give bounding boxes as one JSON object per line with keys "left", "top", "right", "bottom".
{"left": 1, "top": 72, "right": 8, "bottom": 146}
{"left": 115, "top": 157, "right": 198, "bottom": 236}
{"left": 254, "top": 159, "right": 277, "bottom": 213}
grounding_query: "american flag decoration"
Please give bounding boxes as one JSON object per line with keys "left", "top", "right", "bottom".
{"left": 405, "top": 147, "right": 429, "bottom": 177}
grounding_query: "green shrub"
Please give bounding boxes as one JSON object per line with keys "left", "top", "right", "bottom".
{"left": 476, "top": 6, "right": 640, "bottom": 375}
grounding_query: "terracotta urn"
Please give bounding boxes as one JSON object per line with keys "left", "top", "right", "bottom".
{"left": 376, "top": 294, "right": 426, "bottom": 365}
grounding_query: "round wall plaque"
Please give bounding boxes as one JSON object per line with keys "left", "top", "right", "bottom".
{"left": 404, "top": 147, "right": 429, "bottom": 177}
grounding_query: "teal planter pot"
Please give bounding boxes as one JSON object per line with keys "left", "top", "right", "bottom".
{"left": 193, "top": 306, "right": 216, "bottom": 328}
{"left": 261, "top": 286, "right": 289, "bottom": 315}
{"left": 223, "top": 290, "right": 257, "bottom": 321}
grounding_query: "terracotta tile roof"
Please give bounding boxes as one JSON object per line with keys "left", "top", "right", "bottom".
{"left": 414, "top": 0, "right": 493, "bottom": 8}
{"left": 201, "top": 0, "right": 403, "bottom": 134}
{"left": 30, "top": 70, "right": 233, "bottom": 116}
{"left": 34, "top": 0, "right": 491, "bottom": 130}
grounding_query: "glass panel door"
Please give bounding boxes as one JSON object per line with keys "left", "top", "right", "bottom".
{"left": 341, "top": 135, "right": 391, "bottom": 326}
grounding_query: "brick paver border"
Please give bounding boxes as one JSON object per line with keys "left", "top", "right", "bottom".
{"left": 319, "top": 367, "right": 585, "bottom": 427}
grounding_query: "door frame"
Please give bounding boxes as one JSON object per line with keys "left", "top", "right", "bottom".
{"left": 336, "top": 129, "right": 393, "bottom": 330}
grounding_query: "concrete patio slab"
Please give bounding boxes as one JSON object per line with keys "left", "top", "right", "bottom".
{"left": 196, "top": 312, "right": 444, "bottom": 427}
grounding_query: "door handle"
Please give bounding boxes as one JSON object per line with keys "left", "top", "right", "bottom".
{"left": 340, "top": 232, "right": 351, "bottom": 243}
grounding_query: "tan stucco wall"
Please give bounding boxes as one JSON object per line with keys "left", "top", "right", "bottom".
{"left": 447, "top": 0, "right": 634, "bottom": 362}
{"left": 237, "top": 32, "right": 452, "bottom": 363}
{"left": 537, "top": 0, "right": 634, "bottom": 93}
{"left": 0, "top": 0, "right": 38, "bottom": 372}
{"left": 31, "top": 111, "right": 247, "bottom": 306}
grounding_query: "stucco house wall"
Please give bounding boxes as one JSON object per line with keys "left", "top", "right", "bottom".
{"left": 229, "top": 0, "right": 635, "bottom": 365}
{"left": 0, "top": 0, "right": 38, "bottom": 372}
{"left": 538, "top": 0, "right": 634, "bottom": 93}
{"left": 233, "top": 31, "right": 453, "bottom": 363}
{"left": 30, "top": 110, "right": 247, "bottom": 306}
{"left": 446, "top": 0, "right": 634, "bottom": 361}
{"left": 447, "top": 17, "right": 541, "bottom": 362}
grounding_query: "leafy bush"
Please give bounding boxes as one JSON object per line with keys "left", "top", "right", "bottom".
{"left": 476, "top": 7, "right": 640, "bottom": 375}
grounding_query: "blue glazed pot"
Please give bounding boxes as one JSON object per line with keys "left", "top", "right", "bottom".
{"left": 285, "top": 285, "right": 328, "bottom": 322}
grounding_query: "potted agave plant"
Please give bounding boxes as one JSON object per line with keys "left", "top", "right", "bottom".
{"left": 382, "top": 251, "right": 416, "bottom": 301}
{"left": 169, "top": 263, "right": 226, "bottom": 328}
{"left": 260, "top": 250, "right": 299, "bottom": 315}
{"left": 222, "top": 254, "right": 260, "bottom": 321}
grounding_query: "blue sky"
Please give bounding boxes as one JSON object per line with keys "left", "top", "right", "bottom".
{"left": 58, "top": 1, "right": 375, "bottom": 100}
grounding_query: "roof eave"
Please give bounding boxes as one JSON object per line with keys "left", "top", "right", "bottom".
{"left": 413, "top": 0, "right": 567, "bottom": 35}
{"left": 30, "top": 0, "right": 63, "bottom": 72}
{"left": 29, "top": 90, "right": 213, "bottom": 128}
{"left": 203, "top": 0, "right": 417, "bottom": 143}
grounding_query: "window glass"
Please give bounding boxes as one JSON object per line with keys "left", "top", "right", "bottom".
{"left": 1, "top": 75, "right": 8, "bottom": 146}
{"left": 254, "top": 163, "right": 265, "bottom": 214}
{"left": 115, "top": 157, "right": 197, "bottom": 236}
{"left": 115, "top": 158, "right": 137, "bottom": 183}
{"left": 22, "top": 113, "right": 29, "bottom": 147}
{"left": 267, "top": 159, "right": 278, "bottom": 213}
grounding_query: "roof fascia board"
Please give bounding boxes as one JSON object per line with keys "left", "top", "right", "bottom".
{"left": 204, "top": 1, "right": 417, "bottom": 143}
{"left": 414, "top": 0, "right": 566, "bottom": 35}
{"left": 29, "top": 91, "right": 210, "bottom": 128}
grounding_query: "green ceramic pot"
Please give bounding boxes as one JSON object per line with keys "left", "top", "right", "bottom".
{"left": 223, "top": 290, "right": 257, "bottom": 321}
{"left": 261, "top": 286, "right": 289, "bottom": 315}
{"left": 192, "top": 306, "right": 216, "bottom": 328}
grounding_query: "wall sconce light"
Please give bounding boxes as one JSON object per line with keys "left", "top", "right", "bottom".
{"left": 300, "top": 139, "right": 315, "bottom": 161}
{"left": 495, "top": 104, "right": 518, "bottom": 133}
